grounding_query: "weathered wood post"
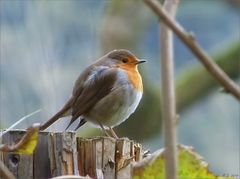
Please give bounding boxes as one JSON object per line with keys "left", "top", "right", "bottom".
{"left": 1, "top": 131, "right": 77, "bottom": 179}
{"left": 1, "top": 130, "right": 33, "bottom": 179}
{"left": 0, "top": 130, "right": 143, "bottom": 179}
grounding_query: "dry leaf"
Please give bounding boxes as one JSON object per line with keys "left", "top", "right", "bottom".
{"left": 133, "top": 144, "right": 235, "bottom": 179}
{"left": 0, "top": 123, "right": 40, "bottom": 154}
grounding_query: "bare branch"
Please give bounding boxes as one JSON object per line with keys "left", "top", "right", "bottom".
{"left": 144, "top": 0, "right": 240, "bottom": 100}
{"left": 159, "top": 0, "right": 179, "bottom": 178}
{"left": 0, "top": 109, "right": 41, "bottom": 138}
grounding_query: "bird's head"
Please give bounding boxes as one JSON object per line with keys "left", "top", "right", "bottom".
{"left": 103, "top": 49, "right": 146, "bottom": 69}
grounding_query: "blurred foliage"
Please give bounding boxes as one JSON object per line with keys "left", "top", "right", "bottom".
{"left": 226, "top": 0, "right": 240, "bottom": 7}
{"left": 176, "top": 42, "right": 240, "bottom": 111}
{"left": 100, "top": 0, "right": 152, "bottom": 53}
{"left": 133, "top": 145, "right": 235, "bottom": 179}
{"left": 0, "top": 121, "right": 4, "bottom": 129}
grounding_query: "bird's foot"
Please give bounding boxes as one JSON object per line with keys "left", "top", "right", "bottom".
{"left": 99, "top": 123, "right": 118, "bottom": 139}
{"left": 107, "top": 127, "right": 119, "bottom": 139}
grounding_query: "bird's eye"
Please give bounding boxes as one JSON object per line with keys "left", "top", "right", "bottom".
{"left": 122, "top": 58, "right": 128, "bottom": 63}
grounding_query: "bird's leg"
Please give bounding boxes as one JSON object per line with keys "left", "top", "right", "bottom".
{"left": 108, "top": 127, "right": 119, "bottom": 139}
{"left": 99, "top": 123, "right": 111, "bottom": 137}
{"left": 74, "top": 118, "right": 87, "bottom": 131}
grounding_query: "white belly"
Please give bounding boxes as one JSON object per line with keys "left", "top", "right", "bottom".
{"left": 83, "top": 85, "right": 142, "bottom": 128}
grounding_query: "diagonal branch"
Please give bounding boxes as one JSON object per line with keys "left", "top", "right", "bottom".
{"left": 144, "top": 0, "right": 240, "bottom": 100}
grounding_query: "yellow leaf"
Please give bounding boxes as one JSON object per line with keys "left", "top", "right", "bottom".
{"left": 15, "top": 128, "right": 39, "bottom": 154}
{"left": 0, "top": 123, "right": 40, "bottom": 155}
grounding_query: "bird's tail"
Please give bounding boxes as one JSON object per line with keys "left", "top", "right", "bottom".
{"left": 40, "top": 98, "right": 74, "bottom": 130}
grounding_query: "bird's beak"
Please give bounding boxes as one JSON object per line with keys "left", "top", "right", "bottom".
{"left": 136, "top": 59, "right": 146, "bottom": 64}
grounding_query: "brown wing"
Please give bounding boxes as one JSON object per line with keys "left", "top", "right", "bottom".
{"left": 68, "top": 67, "right": 118, "bottom": 127}
{"left": 40, "top": 65, "right": 93, "bottom": 130}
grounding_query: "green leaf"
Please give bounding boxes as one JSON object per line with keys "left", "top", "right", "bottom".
{"left": 133, "top": 145, "right": 234, "bottom": 179}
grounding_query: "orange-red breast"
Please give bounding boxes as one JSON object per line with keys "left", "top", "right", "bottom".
{"left": 40, "top": 49, "right": 145, "bottom": 137}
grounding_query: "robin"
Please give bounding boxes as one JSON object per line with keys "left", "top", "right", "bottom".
{"left": 40, "top": 49, "right": 145, "bottom": 138}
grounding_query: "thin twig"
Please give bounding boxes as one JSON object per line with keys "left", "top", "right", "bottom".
{"left": 0, "top": 109, "right": 41, "bottom": 138}
{"left": 144, "top": 0, "right": 240, "bottom": 100}
{"left": 160, "top": 0, "right": 179, "bottom": 178}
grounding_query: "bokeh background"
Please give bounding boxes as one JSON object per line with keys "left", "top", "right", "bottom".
{"left": 0, "top": 0, "right": 239, "bottom": 175}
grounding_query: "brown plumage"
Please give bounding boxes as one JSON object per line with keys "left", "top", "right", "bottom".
{"left": 40, "top": 49, "right": 145, "bottom": 134}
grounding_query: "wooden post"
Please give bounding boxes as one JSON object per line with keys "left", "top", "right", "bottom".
{"left": 101, "top": 138, "right": 115, "bottom": 179}
{"left": 76, "top": 137, "right": 142, "bottom": 179}
{"left": 1, "top": 130, "right": 143, "bottom": 179}
{"left": 1, "top": 130, "right": 33, "bottom": 179}
{"left": 33, "top": 132, "right": 51, "bottom": 178}
{"left": 115, "top": 138, "right": 132, "bottom": 179}
{"left": 47, "top": 132, "right": 77, "bottom": 176}
{"left": 1, "top": 131, "right": 77, "bottom": 179}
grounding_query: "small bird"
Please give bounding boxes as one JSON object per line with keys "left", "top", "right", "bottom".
{"left": 40, "top": 49, "right": 145, "bottom": 138}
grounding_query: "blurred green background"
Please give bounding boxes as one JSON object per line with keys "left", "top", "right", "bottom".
{"left": 0, "top": 0, "right": 239, "bottom": 175}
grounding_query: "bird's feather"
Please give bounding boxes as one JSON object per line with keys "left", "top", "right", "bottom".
{"left": 69, "top": 67, "right": 118, "bottom": 126}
